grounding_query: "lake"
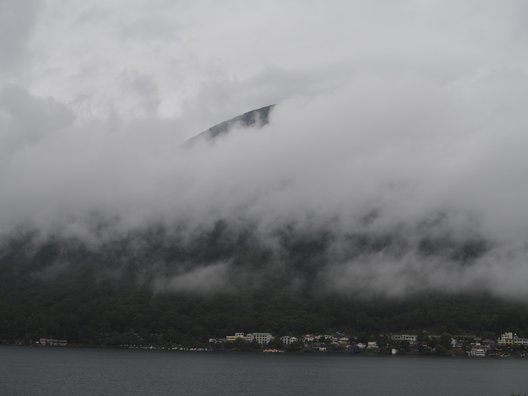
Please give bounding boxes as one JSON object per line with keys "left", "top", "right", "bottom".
{"left": 1, "top": 346, "right": 527, "bottom": 395}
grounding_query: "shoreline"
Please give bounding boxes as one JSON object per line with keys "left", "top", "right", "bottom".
{"left": 2, "top": 344, "right": 525, "bottom": 360}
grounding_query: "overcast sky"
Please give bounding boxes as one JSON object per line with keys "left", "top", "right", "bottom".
{"left": 2, "top": 0, "right": 528, "bottom": 297}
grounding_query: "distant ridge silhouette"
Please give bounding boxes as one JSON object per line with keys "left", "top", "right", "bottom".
{"left": 185, "top": 104, "right": 274, "bottom": 146}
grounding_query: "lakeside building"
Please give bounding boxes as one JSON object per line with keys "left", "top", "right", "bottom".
{"left": 302, "top": 334, "right": 339, "bottom": 342}
{"left": 497, "top": 332, "right": 528, "bottom": 346}
{"left": 367, "top": 341, "right": 379, "bottom": 349}
{"left": 246, "top": 333, "right": 274, "bottom": 345}
{"left": 225, "top": 332, "right": 274, "bottom": 345}
{"left": 302, "top": 334, "right": 316, "bottom": 342}
{"left": 39, "top": 338, "right": 67, "bottom": 347}
{"left": 468, "top": 344, "right": 487, "bottom": 357}
{"left": 225, "top": 332, "right": 246, "bottom": 342}
{"left": 390, "top": 334, "right": 417, "bottom": 345}
{"left": 215, "top": 330, "right": 527, "bottom": 353}
{"left": 280, "top": 336, "right": 298, "bottom": 345}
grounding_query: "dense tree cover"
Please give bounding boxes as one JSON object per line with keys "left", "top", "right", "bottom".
{"left": 0, "top": 222, "right": 527, "bottom": 346}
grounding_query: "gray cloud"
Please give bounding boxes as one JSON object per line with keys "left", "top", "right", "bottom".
{"left": 152, "top": 262, "right": 233, "bottom": 294}
{"left": 0, "top": 0, "right": 39, "bottom": 72}
{"left": 1, "top": 1, "right": 528, "bottom": 298}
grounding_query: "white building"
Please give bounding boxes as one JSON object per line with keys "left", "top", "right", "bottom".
{"left": 367, "top": 341, "right": 379, "bottom": 349}
{"left": 468, "top": 344, "right": 486, "bottom": 357}
{"left": 391, "top": 334, "right": 417, "bottom": 345}
{"left": 246, "top": 333, "right": 273, "bottom": 345}
{"left": 318, "top": 335, "right": 338, "bottom": 342}
{"left": 280, "top": 336, "right": 298, "bottom": 345}
{"left": 226, "top": 332, "right": 246, "bottom": 342}
{"left": 39, "top": 338, "right": 67, "bottom": 347}
{"left": 302, "top": 334, "right": 315, "bottom": 342}
{"left": 497, "top": 332, "right": 528, "bottom": 347}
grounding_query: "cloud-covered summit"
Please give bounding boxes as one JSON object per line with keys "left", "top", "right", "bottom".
{"left": 185, "top": 104, "right": 274, "bottom": 145}
{"left": 2, "top": 1, "right": 528, "bottom": 298}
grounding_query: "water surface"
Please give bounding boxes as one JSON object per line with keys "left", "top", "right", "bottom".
{"left": 1, "top": 346, "right": 527, "bottom": 395}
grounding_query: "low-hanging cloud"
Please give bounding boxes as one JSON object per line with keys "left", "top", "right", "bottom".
{"left": 1, "top": 0, "right": 528, "bottom": 298}
{"left": 152, "top": 262, "right": 233, "bottom": 294}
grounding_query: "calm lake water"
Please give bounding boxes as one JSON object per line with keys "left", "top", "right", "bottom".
{"left": 1, "top": 346, "right": 527, "bottom": 395}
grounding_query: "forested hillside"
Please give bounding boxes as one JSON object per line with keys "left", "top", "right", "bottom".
{"left": 2, "top": 220, "right": 527, "bottom": 346}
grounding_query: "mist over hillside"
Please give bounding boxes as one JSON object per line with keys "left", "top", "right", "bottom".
{"left": 3, "top": 79, "right": 528, "bottom": 300}
{"left": 2, "top": 1, "right": 528, "bottom": 343}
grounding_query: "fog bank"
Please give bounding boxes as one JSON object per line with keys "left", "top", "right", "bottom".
{"left": 2, "top": 0, "right": 528, "bottom": 298}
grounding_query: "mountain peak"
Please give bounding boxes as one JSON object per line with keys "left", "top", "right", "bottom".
{"left": 185, "top": 104, "right": 274, "bottom": 146}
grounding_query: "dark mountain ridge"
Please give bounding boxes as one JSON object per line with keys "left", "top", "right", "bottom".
{"left": 185, "top": 104, "right": 274, "bottom": 145}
